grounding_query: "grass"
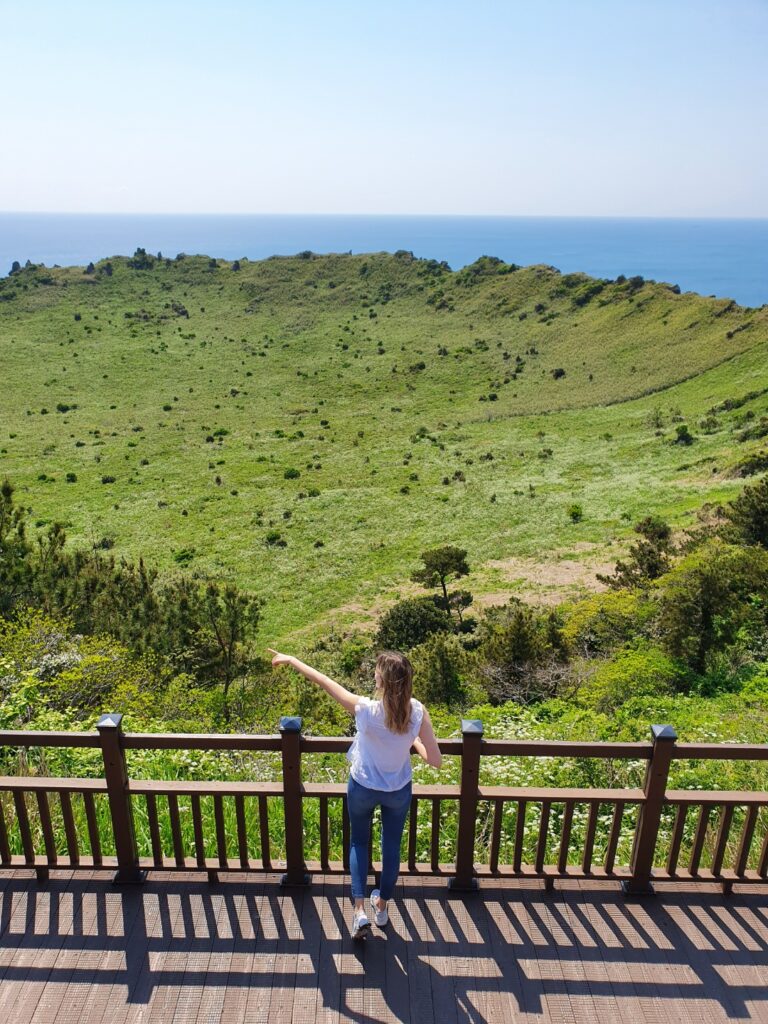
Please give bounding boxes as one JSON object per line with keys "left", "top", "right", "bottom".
{"left": 2, "top": 251, "right": 767, "bottom": 644}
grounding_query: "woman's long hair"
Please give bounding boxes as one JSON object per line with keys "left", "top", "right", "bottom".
{"left": 374, "top": 650, "right": 414, "bottom": 734}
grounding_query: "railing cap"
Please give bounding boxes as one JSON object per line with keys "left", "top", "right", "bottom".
{"left": 279, "top": 716, "right": 303, "bottom": 734}
{"left": 96, "top": 713, "right": 124, "bottom": 731}
{"left": 461, "top": 719, "right": 484, "bottom": 736}
{"left": 651, "top": 724, "right": 677, "bottom": 742}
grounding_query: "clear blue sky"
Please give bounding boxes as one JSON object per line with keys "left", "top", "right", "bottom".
{"left": 2, "top": 0, "right": 766, "bottom": 216}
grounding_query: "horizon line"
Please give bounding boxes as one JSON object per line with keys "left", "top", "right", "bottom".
{"left": 2, "top": 210, "right": 768, "bottom": 221}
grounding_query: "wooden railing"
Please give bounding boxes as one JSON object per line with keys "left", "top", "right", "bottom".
{"left": 0, "top": 715, "right": 766, "bottom": 895}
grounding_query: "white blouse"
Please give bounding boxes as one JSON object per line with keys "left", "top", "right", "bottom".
{"left": 346, "top": 696, "right": 425, "bottom": 791}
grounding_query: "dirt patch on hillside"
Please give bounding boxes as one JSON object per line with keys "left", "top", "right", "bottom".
{"left": 487, "top": 548, "right": 618, "bottom": 602}
{"left": 479, "top": 552, "right": 616, "bottom": 607}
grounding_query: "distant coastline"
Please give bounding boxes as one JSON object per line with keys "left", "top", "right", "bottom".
{"left": 1, "top": 212, "right": 766, "bottom": 307}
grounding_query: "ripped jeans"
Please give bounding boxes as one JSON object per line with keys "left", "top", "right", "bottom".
{"left": 346, "top": 774, "right": 412, "bottom": 901}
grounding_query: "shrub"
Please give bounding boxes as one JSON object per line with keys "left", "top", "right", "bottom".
{"left": 127, "top": 247, "right": 154, "bottom": 270}
{"left": 284, "top": 468, "right": 300, "bottom": 479}
{"left": 472, "top": 599, "right": 566, "bottom": 704}
{"left": 552, "top": 368, "right": 566, "bottom": 380}
{"left": 410, "top": 633, "right": 467, "bottom": 706}
{"left": 568, "top": 503, "right": 583, "bottom": 523}
{"left": 374, "top": 597, "right": 453, "bottom": 651}
{"left": 598, "top": 514, "right": 674, "bottom": 589}
{"left": 101, "top": 475, "right": 116, "bottom": 484}
{"left": 65, "top": 472, "right": 77, "bottom": 483}
{"left": 674, "top": 424, "right": 695, "bottom": 445}
{"left": 653, "top": 539, "right": 768, "bottom": 673}
{"left": 730, "top": 451, "right": 768, "bottom": 477}
{"left": 562, "top": 590, "right": 648, "bottom": 657}
{"left": 723, "top": 475, "right": 768, "bottom": 548}
{"left": 577, "top": 641, "right": 692, "bottom": 713}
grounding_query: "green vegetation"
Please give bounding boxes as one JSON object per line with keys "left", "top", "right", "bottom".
{"left": 1, "top": 250, "right": 768, "bottom": 868}
{"left": 1, "top": 250, "right": 767, "bottom": 642}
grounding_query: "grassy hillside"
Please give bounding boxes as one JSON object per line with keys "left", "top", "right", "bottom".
{"left": 2, "top": 250, "right": 767, "bottom": 642}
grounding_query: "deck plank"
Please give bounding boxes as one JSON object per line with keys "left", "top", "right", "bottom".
{"left": 378, "top": 873, "right": 411, "bottom": 1024}
{"left": 0, "top": 869, "right": 85, "bottom": 1024}
{"left": 217, "top": 875, "right": 263, "bottom": 1024}
{"left": 0, "top": 869, "right": 765, "bottom": 1023}
{"left": 32, "top": 871, "right": 113, "bottom": 1024}
{"left": 404, "top": 874, "right": 435, "bottom": 1024}
{"left": 312, "top": 875, "right": 341, "bottom": 1024}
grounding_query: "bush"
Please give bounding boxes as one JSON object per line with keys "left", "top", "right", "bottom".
{"left": 598, "top": 515, "right": 674, "bottom": 589}
{"left": 374, "top": 597, "right": 452, "bottom": 651}
{"left": 576, "top": 642, "right": 692, "bottom": 713}
{"left": 127, "top": 247, "right": 154, "bottom": 270}
{"left": 409, "top": 633, "right": 467, "bottom": 706}
{"left": 568, "top": 503, "right": 583, "bottom": 523}
{"left": 724, "top": 475, "right": 768, "bottom": 548}
{"left": 561, "top": 591, "right": 648, "bottom": 657}
{"left": 730, "top": 451, "right": 768, "bottom": 477}
{"left": 674, "top": 424, "right": 695, "bottom": 445}
{"left": 652, "top": 539, "right": 768, "bottom": 674}
{"left": 473, "top": 599, "right": 566, "bottom": 704}
{"left": 284, "top": 468, "right": 300, "bottom": 479}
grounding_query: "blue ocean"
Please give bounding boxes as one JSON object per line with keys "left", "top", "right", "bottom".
{"left": 0, "top": 213, "right": 766, "bottom": 308}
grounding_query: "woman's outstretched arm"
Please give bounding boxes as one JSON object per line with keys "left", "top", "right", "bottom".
{"left": 267, "top": 648, "right": 362, "bottom": 714}
{"left": 414, "top": 708, "right": 442, "bottom": 768}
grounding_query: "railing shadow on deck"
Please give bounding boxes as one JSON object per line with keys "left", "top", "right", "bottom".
{"left": 0, "top": 716, "right": 767, "bottom": 896}
{"left": 0, "top": 871, "right": 766, "bottom": 1022}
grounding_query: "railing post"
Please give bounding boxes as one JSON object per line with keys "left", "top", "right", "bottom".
{"left": 96, "top": 713, "right": 146, "bottom": 884}
{"left": 279, "top": 715, "right": 310, "bottom": 887}
{"left": 448, "top": 718, "right": 483, "bottom": 892}
{"left": 622, "top": 723, "right": 677, "bottom": 896}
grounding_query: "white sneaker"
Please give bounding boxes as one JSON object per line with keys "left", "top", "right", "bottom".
{"left": 351, "top": 909, "right": 371, "bottom": 940}
{"left": 370, "top": 889, "right": 389, "bottom": 927}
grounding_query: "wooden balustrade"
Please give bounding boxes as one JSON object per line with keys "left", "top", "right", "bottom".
{"left": 0, "top": 717, "right": 766, "bottom": 895}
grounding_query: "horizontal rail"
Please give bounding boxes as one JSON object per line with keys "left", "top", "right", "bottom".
{"left": 673, "top": 743, "right": 768, "bottom": 761}
{"left": 1, "top": 717, "right": 766, "bottom": 894}
{"left": 478, "top": 786, "right": 645, "bottom": 802}
{"left": 0, "top": 777, "right": 108, "bottom": 792}
{"left": 480, "top": 740, "right": 653, "bottom": 759}
{"left": 122, "top": 733, "right": 283, "bottom": 751}
{"left": 664, "top": 790, "right": 768, "bottom": 806}
{"left": 0, "top": 731, "right": 100, "bottom": 748}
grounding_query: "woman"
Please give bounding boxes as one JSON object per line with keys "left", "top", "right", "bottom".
{"left": 267, "top": 647, "right": 442, "bottom": 939}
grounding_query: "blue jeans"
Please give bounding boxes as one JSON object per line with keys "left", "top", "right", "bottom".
{"left": 347, "top": 775, "right": 412, "bottom": 901}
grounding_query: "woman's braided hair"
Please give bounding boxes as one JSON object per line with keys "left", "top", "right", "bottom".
{"left": 374, "top": 650, "right": 414, "bottom": 734}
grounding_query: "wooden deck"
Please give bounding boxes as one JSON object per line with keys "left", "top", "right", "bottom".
{"left": 0, "top": 870, "right": 766, "bottom": 1023}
